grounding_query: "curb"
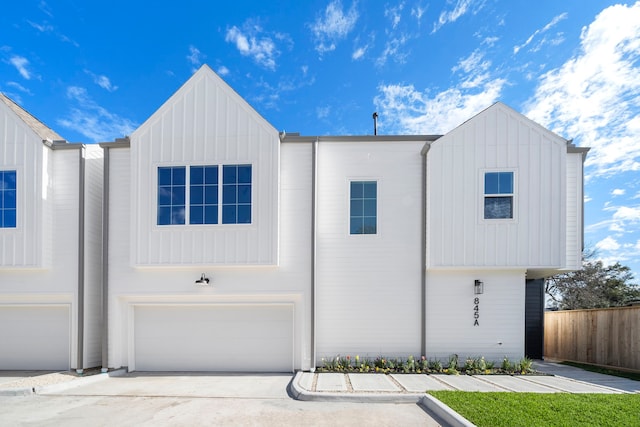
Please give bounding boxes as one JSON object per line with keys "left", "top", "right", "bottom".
{"left": 0, "top": 369, "right": 126, "bottom": 397}
{"left": 418, "top": 394, "right": 477, "bottom": 427}
{"left": 288, "top": 371, "right": 424, "bottom": 403}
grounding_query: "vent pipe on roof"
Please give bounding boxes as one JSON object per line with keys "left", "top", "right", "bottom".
{"left": 372, "top": 112, "right": 378, "bottom": 135}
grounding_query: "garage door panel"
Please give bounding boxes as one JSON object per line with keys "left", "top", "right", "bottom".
{"left": 134, "top": 305, "right": 293, "bottom": 372}
{"left": 0, "top": 305, "right": 70, "bottom": 370}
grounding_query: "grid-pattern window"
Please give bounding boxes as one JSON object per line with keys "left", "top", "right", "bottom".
{"left": 190, "top": 166, "right": 218, "bottom": 224}
{"left": 222, "top": 165, "right": 252, "bottom": 224}
{"left": 0, "top": 170, "right": 17, "bottom": 228}
{"left": 350, "top": 181, "right": 377, "bottom": 234}
{"left": 484, "top": 171, "right": 514, "bottom": 219}
{"left": 157, "top": 166, "right": 186, "bottom": 225}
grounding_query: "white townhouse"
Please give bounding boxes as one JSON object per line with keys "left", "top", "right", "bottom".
{"left": 0, "top": 94, "right": 103, "bottom": 371}
{"left": 0, "top": 64, "right": 588, "bottom": 372}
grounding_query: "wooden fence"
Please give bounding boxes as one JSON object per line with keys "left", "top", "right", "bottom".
{"left": 544, "top": 306, "right": 640, "bottom": 371}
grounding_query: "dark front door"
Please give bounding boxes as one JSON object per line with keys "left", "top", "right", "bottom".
{"left": 525, "top": 279, "right": 545, "bottom": 359}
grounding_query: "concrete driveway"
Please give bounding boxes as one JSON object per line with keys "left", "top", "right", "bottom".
{"left": 0, "top": 372, "right": 441, "bottom": 426}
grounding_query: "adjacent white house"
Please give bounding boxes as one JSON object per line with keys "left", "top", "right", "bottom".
{"left": 0, "top": 94, "right": 103, "bottom": 371}
{"left": 0, "top": 64, "right": 588, "bottom": 372}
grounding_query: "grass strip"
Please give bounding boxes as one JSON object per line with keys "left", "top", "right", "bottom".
{"left": 428, "top": 391, "right": 640, "bottom": 427}
{"left": 559, "top": 361, "right": 640, "bottom": 382}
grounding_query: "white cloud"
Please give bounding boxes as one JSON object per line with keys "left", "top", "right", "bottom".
{"left": 385, "top": 3, "right": 404, "bottom": 29}
{"left": 186, "top": 45, "right": 204, "bottom": 72}
{"left": 8, "top": 55, "right": 32, "bottom": 80}
{"left": 217, "top": 65, "right": 230, "bottom": 76}
{"left": 310, "top": 0, "right": 358, "bottom": 55}
{"left": 84, "top": 69, "right": 118, "bottom": 92}
{"left": 374, "top": 47, "right": 505, "bottom": 134}
{"left": 524, "top": 3, "right": 640, "bottom": 179}
{"left": 513, "top": 12, "right": 567, "bottom": 54}
{"left": 6, "top": 81, "right": 31, "bottom": 94}
{"left": 316, "top": 105, "right": 330, "bottom": 119}
{"left": 225, "top": 24, "right": 279, "bottom": 70}
{"left": 27, "top": 20, "right": 53, "bottom": 33}
{"left": 411, "top": 4, "right": 426, "bottom": 22}
{"left": 57, "top": 86, "right": 136, "bottom": 142}
{"left": 432, "top": 0, "right": 481, "bottom": 33}
{"left": 376, "top": 34, "right": 410, "bottom": 66}
{"left": 352, "top": 46, "right": 366, "bottom": 60}
{"left": 611, "top": 188, "right": 626, "bottom": 197}
{"left": 596, "top": 236, "right": 620, "bottom": 251}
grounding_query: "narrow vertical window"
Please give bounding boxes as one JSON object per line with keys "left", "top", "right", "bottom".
{"left": 0, "top": 170, "right": 17, "bottom": 228}
{"left": 484, "top": 172, "right": 514, "bottom": 219}
{"left": 157, "top": 166, "right": 186, "bottom": 225}
{"left": 190, "top": 166, "right": 218, "bottom": 224}
{"left": 350, "top": 181, "right": 377, "bottom": 234}
{"left": 222, "top": 164, "right": 252, "bottom": 224}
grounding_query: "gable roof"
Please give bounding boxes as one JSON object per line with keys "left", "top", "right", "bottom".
{"left": 0, "top": 93, "right": 65, "bottom": 142}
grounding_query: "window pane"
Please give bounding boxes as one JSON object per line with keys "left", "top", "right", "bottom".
{"left": 363, "top": 182, "right": 376, "bottom": 198}
{"left": 351, "top": 181, "right": 363, "bottom": 198}
{"left": 205, "top": 166, "right": 218, "bottom": 184}
{"left": 173, "top": 168, "right": 186, "bottom": 185}
{"left": 223, "top": 185, "right": 236, "bottom": 204}
{"left": 204, "top": 186, "right": 218, "bottom": 204}
{"left": 172, "top": 186, "right": 186, "bottom": 205}
{"left": 485, "top": 173, "right": 499, "bottom": 194}
{"left": 237, "top": 165, "right": 252, "bottom": 183}
{"left": 204, "top": 206, "right": 218, "bottom": 224}
{"left": 190, "top": 167, "right": 204, "bottom": 185}
{"left": 499, "top": 172, "right": 513, "bottom": 193}
{"left": 363, "top": 217, "right": 377, "bottom": 234}
{"left": 190, "top": 206, "right": 204, "bottom": 224}
{"left": 238, "top": 184, "right": 251, "bottom": 203}
{"left": 350, "top": 199, "right": 363, "bottom": 216}
{"left": 191, "top": 185, "right": 204, "bottom": 204}
{"left": 3, "top": 209, "right": 16, "bottom": 228}
{"left": 223, "top": 165, "right": 237, "bottom": 183}
{"left": 158, "top": 168, "right": 172, "bottom": 185}
{"left": 485, "top": 196, "right": 513, "bottom": 219}
{"left": 237, "top": 205, "right": 251, "bottom": 224}
{"left": 363, "top": 199, "right": 376, "bottom": 216}
{"left": 158, "top": 206, "right": 171, "bottom": 225}
{"left": 158, "top": 187, "right": 172, "bottom": 206}
{"left": 222, "top": 205, "right": 236, "bottom": 224}
{"left": 350, "top": 218, "right": 363, "bottom": 234}
{"left": 171, "top": 206, "right": 185, "bottom": 224}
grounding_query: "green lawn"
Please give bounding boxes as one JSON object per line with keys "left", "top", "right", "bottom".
{"left": 428, "top": 391, "right": 640, "bottom": 427}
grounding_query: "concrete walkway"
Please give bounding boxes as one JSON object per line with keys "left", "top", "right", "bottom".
{"left": 290, "top": 360, "right": 640, "bottom": 402}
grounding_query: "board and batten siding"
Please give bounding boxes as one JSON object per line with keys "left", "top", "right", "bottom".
{"left": 426, "top": 102, "right": 567, "bottom": 270}
{"left": 130, "top": 65, "right": 279, "bottom": 267}
{"left": 0, "top": 101, "right": 45, "bottom": 268}
{"left": 315, "top": 140, "right": 424, "bottom": 358}
{"left": 565, "top": 152, "right": 583, "bottom": 271}
{"left": 82, "top": 145, "right": 104, "bottom": 368}
{"left": 425, "top": 269, "right": 526, "bottom": 361}
{"left": 105, "top": 142, "right": 313, "bottom": 371}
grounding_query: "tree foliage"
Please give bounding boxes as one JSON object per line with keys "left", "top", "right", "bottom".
{"left": 546, "top": 250, "right": 640, "bottom": 310}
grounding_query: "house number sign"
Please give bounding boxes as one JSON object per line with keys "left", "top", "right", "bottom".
{"left": 473, "top": 297, "right": 480, "bottom": 326}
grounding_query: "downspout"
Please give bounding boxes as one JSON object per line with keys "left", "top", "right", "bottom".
{"left": 420, "top": 143, "right": 430, "bottom": 357}
{"left": 311, "top": 137, "right": 318, "bottom": 371}
{"left": 76, "top": 147, "right": 86, "bottom": 374}
{"left": 101, "top": 147, "right": 110, "bottom": 373}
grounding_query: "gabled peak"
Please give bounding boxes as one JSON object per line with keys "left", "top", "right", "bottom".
{"left": 0, "top": 93, "right": 65, "bottom": 142}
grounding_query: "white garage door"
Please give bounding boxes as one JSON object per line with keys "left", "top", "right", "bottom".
{"left": 0, "top": 305, "right": 71, "bottom": 370}
{"left": 133, "top": 304, "right": 294, "bottom": 372}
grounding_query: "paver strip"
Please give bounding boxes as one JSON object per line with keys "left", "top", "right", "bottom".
{"left": 521, "top": 375, "right": 622, "bottom": 393}
{"left": 474, "top": 375, "right": 558, "bottom": 392}
{"left": 391, "top": 374, "right": 454, "bottom": 392}
{"left": 431, "top": 375, "right": 507, "bottom": 391}
{"left": 315, "top": 373, "right": 347, "bottom": 392}
{"left": 347, "top": 374, "right": 400, "bottom": 392}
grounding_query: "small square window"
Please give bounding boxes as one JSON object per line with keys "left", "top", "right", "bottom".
{"left": 484, "top": 172, "right": 514, "bottom": 219}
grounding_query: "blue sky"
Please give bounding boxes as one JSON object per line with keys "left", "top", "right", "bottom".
{"left": 2, "top": 1, "right": 640, "bottom": 281}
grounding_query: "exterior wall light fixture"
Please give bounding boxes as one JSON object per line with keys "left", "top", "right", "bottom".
{"left": 195, "top": 273, "right": 210, "bottom": 285}
{"left": 474, "top": 280, "right": 484, "bottom": 294}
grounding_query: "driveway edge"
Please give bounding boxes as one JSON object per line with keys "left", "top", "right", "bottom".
{"left": 418, "top": 394, "right": 477, "bottom": 427}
